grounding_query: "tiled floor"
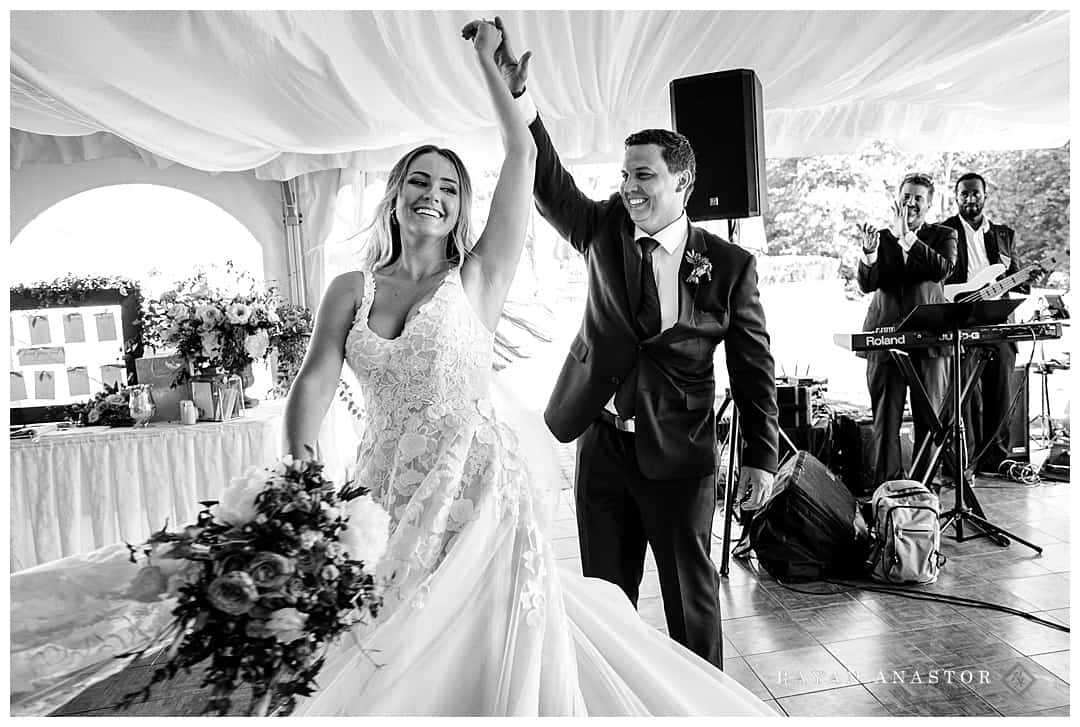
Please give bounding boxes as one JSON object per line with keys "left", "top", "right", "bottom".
{"left": 53, "top": 443, "right": 1070, "bottom": 717}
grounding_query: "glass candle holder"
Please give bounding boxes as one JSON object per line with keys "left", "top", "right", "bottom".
{"left": 127, "top": 384, "right": 156, "bottom": 428}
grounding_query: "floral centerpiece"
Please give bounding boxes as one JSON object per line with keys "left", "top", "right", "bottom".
{"left": 119, "top": 455, "right": 389, "bottom": 716}
{"left": 142, "top": 265, "right": 311, "bottom": 394}
{"left": 68, "top": 382, "right": 134, "bottom": 427}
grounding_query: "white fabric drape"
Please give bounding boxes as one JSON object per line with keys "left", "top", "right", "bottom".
{"left": 11, "top": 10, "right": 1070, "bottom": 180}
{"left": 9, "top": 402, "right": 286, "bottom": 571}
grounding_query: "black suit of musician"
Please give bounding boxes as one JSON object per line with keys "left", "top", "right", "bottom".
{"left": 941, "top": 172, "right": 1027, "bottom": 473}
{"left": 488, "top": 20, "right": 779, "bottom": 670}
{"left": 858, "top": 173, "right": 957, "bottom": 486}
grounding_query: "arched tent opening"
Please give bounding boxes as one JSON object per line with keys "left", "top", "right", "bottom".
{"left": 10, "top": 153, "right": 291, "bottom": 294}
{"left": 11, "top": 184, "right": 265, "bottom": 295}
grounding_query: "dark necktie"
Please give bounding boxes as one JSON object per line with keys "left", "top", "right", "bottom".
{"left": 635, "top": 237, "right": 661, "bottom": 337}
{"left": 613, "top": 237, "right": 661, "bottom": 419}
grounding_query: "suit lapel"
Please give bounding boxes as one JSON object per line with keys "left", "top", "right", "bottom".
{"left": 677, "top": 227, "right": 707, "bottom": 325}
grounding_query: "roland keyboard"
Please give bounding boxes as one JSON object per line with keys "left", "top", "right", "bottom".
{"left": 835, "top": 321, "right": 1064, "bottom": 352}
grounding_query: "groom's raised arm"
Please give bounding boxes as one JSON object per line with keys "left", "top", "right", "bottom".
{"left": 524, "top": 113, "right": 608, "bottom": 255}
{"left": 487, "top": 16, "right": 610, "bottom": 254}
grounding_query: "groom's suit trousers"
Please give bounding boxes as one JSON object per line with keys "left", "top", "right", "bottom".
{"left": 574, "top": 419, "right": 723, "bottom": 668}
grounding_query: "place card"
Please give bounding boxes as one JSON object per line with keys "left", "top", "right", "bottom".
{"left": 67, "top": 367, "right": 91, "bottom": 396}
{"left": 10, "top": 372, "right": 27, "bottom": 401}
{"left": 63, "top": 313, "right": 86, "bottom": 343}
{"left": 100, "top": 364, "right": 127, "bottom": 389}
{"left": 95, "top": 312, "right": 117, "bottom": 341}
{"left": 28, "top": 315, "right": 51, "bottom": 345}
{"left": 34, "top": 371, "right": 55, "bottom": 400}
{"left": 17, "top": 347, "right": 66, "bottom": 367}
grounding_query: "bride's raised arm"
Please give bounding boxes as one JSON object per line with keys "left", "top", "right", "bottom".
{"left": 458, "top": 20, "right": 537, "bottom": 332}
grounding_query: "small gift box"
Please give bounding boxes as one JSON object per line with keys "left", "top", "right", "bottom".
{"left": 190, "top": 374, "right": 245, "bottom": 422}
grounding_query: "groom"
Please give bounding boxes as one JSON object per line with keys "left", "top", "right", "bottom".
{"left": 483, "top": 18, "right": 779, "bottom": 668}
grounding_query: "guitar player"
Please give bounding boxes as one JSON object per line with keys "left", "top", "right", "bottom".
{"left": 941, "top": 172, "right": 1029, "bottom": 476}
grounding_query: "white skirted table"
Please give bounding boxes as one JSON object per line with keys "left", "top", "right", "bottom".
{"left": 10, "top": 400, "right": 286, "bottom": 572}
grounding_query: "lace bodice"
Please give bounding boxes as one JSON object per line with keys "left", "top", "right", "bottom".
{"left": 347, "top": 267, "right": 495, "bottom": 406}
{"left": 343, "top": 267, "right": 547, "bottom": 614}
{"left": 345, "top": 268, "right": 494, "bottom": 500}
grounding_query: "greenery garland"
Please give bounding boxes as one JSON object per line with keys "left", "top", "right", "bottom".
{"left": 10, "top": 274, "right": 141, "bottom": 307}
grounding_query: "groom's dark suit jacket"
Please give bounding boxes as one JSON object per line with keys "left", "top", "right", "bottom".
{"left": 530, "top": 116, "right": 779, "bottom": 480}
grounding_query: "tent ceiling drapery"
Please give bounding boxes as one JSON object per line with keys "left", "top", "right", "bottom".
{"left": 11, "top": 9, "right": 1070, "bottom": 180}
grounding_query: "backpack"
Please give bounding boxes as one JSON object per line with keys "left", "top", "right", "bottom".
{"left": 867, "top": 479, "right": 946, "bottom": 584}
{"left": 746, "top": 451, "right": 870, "bottom": 582}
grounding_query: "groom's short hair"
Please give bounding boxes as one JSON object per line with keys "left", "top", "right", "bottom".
{"left": 624, "top": 128, "right": 697, "bottom": 181}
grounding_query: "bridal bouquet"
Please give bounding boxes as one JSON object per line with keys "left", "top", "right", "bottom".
{"left": 119, "top": 455, "right": 390, "bottom": 716}
{"left": 143, "top": 266, "right": 311, "bottom": 387}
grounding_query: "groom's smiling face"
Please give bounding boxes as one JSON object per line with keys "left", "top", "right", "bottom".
{"left": 620, "top": 144, "right": 690, "bottom": 235}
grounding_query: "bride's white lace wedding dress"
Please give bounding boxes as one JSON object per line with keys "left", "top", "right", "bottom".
{"left": 293, "top": 268, "right": 769, "bottom": 716}
{"left": 10, "top": 267, "right": 771, "bottom": 717}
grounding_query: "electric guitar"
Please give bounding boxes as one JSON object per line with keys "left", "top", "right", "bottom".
{"left": 943, "top": 251, "right": 1068, "bottom": 303}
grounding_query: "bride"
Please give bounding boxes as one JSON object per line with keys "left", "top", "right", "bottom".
{"left": 9, "top": 21, "right": 770, "bottom": 718}
{"left": 283, "top": 21, "right": 769, "bottom": 717}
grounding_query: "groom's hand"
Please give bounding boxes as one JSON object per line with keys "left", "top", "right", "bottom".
{"left": 463, "top": 16, "right": 532, "bottom": 95}
{"left": 736, "top": 466, "right": 775, "bottom": 512}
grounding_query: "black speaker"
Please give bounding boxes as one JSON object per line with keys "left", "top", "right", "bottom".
{"left": 669, "top": 69, "right": 766, "bottom": 221}
{"left": 1007, "top": 366, "right": 1030, "bottom": 462}
{"left": 777, "top": 384, "right": 811, "bottom": 429}
{"left": 833, "top": 412, "right": 876, "bottom": 498}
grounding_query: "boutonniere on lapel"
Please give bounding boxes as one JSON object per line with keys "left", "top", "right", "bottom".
{"left": 682, "top": 249, "right": 713, "bottom": 326}
{"left": 684, "top": 250, "right": 713, "bottom": 285}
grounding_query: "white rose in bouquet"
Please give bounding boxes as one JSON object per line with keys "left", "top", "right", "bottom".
{"left": 226, "top": 302, "right": 253, "bottom": 325}
{"left": 244, "top": 330, "right": 270, "bottom": 359}
{"left": 264, "top": 607, "right": 309, "bottom": 643}
{"left": 196, "top": 304, "right": 224, "bottom": 326}
{"left": 340, "top": 495, "right": 390, "bottom": 572}
{"left": 167, "top": 303, "right": 191, "bottom": 321}
{"left": 211, "top": 466, "right": 267, "bottom": 525}
{"left": 201, "top": 330, "right": 223, "bottom": 358}
{"left": 166, "top": 302, "right": 192, "bottom": 321}
{"left": 162, "top": 321, "right": 182, "bottom": 342}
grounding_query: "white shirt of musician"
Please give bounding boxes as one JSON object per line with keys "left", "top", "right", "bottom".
{"left": 960, "top": 216, "right": 993, "bottom": 278}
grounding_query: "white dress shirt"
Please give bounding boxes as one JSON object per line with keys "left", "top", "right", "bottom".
{"left": 601, "top": 204, "right": 689, "bottom": 417}
{"left": 961, "top": 216, "right": 992, "bottom": 278}
{"left": 638, "top": 215, "right": 690, "bottom": 333}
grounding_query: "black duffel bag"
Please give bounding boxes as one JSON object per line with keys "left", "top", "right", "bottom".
{"left": 746, "top": 451, "right": 870, "bottom": 582}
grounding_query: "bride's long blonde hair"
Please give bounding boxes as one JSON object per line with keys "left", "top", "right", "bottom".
{"left": 362, "top": 145, "right": 475, "bottom": 272}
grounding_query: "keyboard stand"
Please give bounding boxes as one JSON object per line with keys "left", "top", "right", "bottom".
{"left": 894, "top": 302, "right": 1041, "bottom": 554}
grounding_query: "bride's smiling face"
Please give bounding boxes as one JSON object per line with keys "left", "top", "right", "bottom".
{"left": 395, "top": 152, "right": 461, "bottom": 242}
